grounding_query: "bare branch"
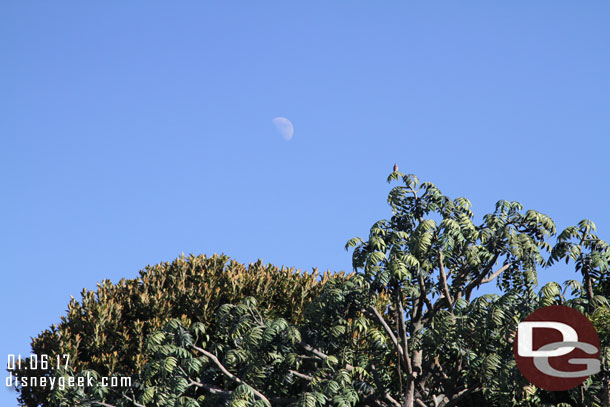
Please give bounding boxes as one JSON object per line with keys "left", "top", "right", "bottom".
{"left": 191, "top": 344, "right": 271, "bottom": 405}
{"left": 120, "top": 393, "right": 147, "bottom": 407}
{"left": 384, "top": 393, "right": 403, "bottom": 407}
{"left": 191, "top": 381, "right": 298, "bottom": 407}
{"left": 289, "top": 370, "right": 313, "bottom": 381}
{"left": 463, "top": 253, "right": 500, "bottom": 299}
{"left": 415, "top": 398, "right": 429, "bottom": 407}
{"left": 298, "top": 341, "right": 354, "bottom": 371}
{"left": 92, "top": 402, "right": 121, "bottom": 407}
{"left": 438, "top": 252, "right": 453, "bottom": 308}
{"left": 397, "top": 290, "right": 413, "bottom": 374}
{"left": 480, "top": 263, "right": 511, "bottom": 284}
{"left": 188, "top": 379, "right": 231, "bottom": 395}
{"left": 417, "top": 272, "right": 442, "bottom": 325}
{"left": 413, "top": 272, "right": 431, "bottom": 324}
{"left": 361, "top": 393, "right": 402, "bottom": 407}
{"left": 369, "top": 363, "right": 402, "bottom": 407}
{"left": 441, "top": 386, "right": 481, "bottom": 407}
{"left": 178, "top": 365, "right": 229, "bottom": 396}
{"left": 368, "top": 306, "right": 409, "bottom": 373}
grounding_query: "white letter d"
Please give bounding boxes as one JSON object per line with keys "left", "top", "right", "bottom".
{"left": 518, "top": 321, "right": 577, "bottom": 357}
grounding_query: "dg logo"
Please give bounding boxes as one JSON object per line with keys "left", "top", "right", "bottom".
{"left": 513, "top": 305, "right": 601, "bottom": 391}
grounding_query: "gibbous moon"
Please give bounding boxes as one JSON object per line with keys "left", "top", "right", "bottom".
{"left": 272, "top": 117, "right": 294, "bottom": 141}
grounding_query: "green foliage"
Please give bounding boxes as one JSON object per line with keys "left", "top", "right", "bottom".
{"left": 16, "top": 254, "right": 343, "bottom": 407}
{"left": 15, "top": 172, "right": 610, "bottom": 407}
{"left": 348, "top": 171, "right": 609, "bottom": 406}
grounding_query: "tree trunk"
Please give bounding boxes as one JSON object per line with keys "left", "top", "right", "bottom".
{"left": 404, "top": 349, "right": 423, "bottom": 407}
{"left": 405, "top": 380, "right": 415, "bottom": 407}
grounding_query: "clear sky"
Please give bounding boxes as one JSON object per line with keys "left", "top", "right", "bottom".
{"left": 1, "top": 2, "right": 609, "bottom": 405}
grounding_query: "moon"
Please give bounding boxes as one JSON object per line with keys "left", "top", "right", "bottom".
{"left": 272, "top": 117, "right": 294, "bottom": 141}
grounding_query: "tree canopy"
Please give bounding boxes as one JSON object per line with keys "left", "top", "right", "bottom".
{"left": 13, "top": 172, "right": 610, "bottom": 407}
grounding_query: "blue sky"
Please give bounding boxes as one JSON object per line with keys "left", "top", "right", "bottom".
{"left": 1, "top": 2, "right": 609, "bottom": 404}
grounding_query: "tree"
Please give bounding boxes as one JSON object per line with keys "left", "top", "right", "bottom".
{"left": 15, "top": 172, "right": 610, "bottom": 407}
{"left": 344, "top": 172, "right": 609, "bottom": 407}
{"left": 14, "top": 254, "right": 345, "bottom": 407}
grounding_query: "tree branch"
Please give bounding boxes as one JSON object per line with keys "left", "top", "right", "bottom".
{"left": 441, "top": 386, "right": 481, "bottom": 407}
{"left": 463, "top": 253, "right": 501, "bottom": 299}
{"left": 188, "top": 379, "right": 231, "bottom": 395}
{"left": 191, "top": 344, "right": 271, "bottom": 405}
{"left": 289, "top": 369, "right": 313, "bottom": 381}
{"left": 298, "top": 341, "right": 354, "bottom": 371}
{"left": 369, "top": 363, "right": 402, "bottom": 407}
{"left": 121, "top": 393, "right": 147, "bottom": 407}
{"left": 414, "top": 274, "right": 428, "bottom": 324}
{"left": 397, "top": 290, "right": 413, "bottom": 374}
{"left": 92, "top": 402, "right": 121, "bottom": 407}
{"left": 415, "top": 399, "right": 428, "bottom": 407}
{"left": 368, "top": 306, "right": 410, "bottom": 373}
{"left": 438, "top": 252, "right": 453, "bottom": 308}
{"left": 480, "top": 263, "right": 511, "bottom": 284}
